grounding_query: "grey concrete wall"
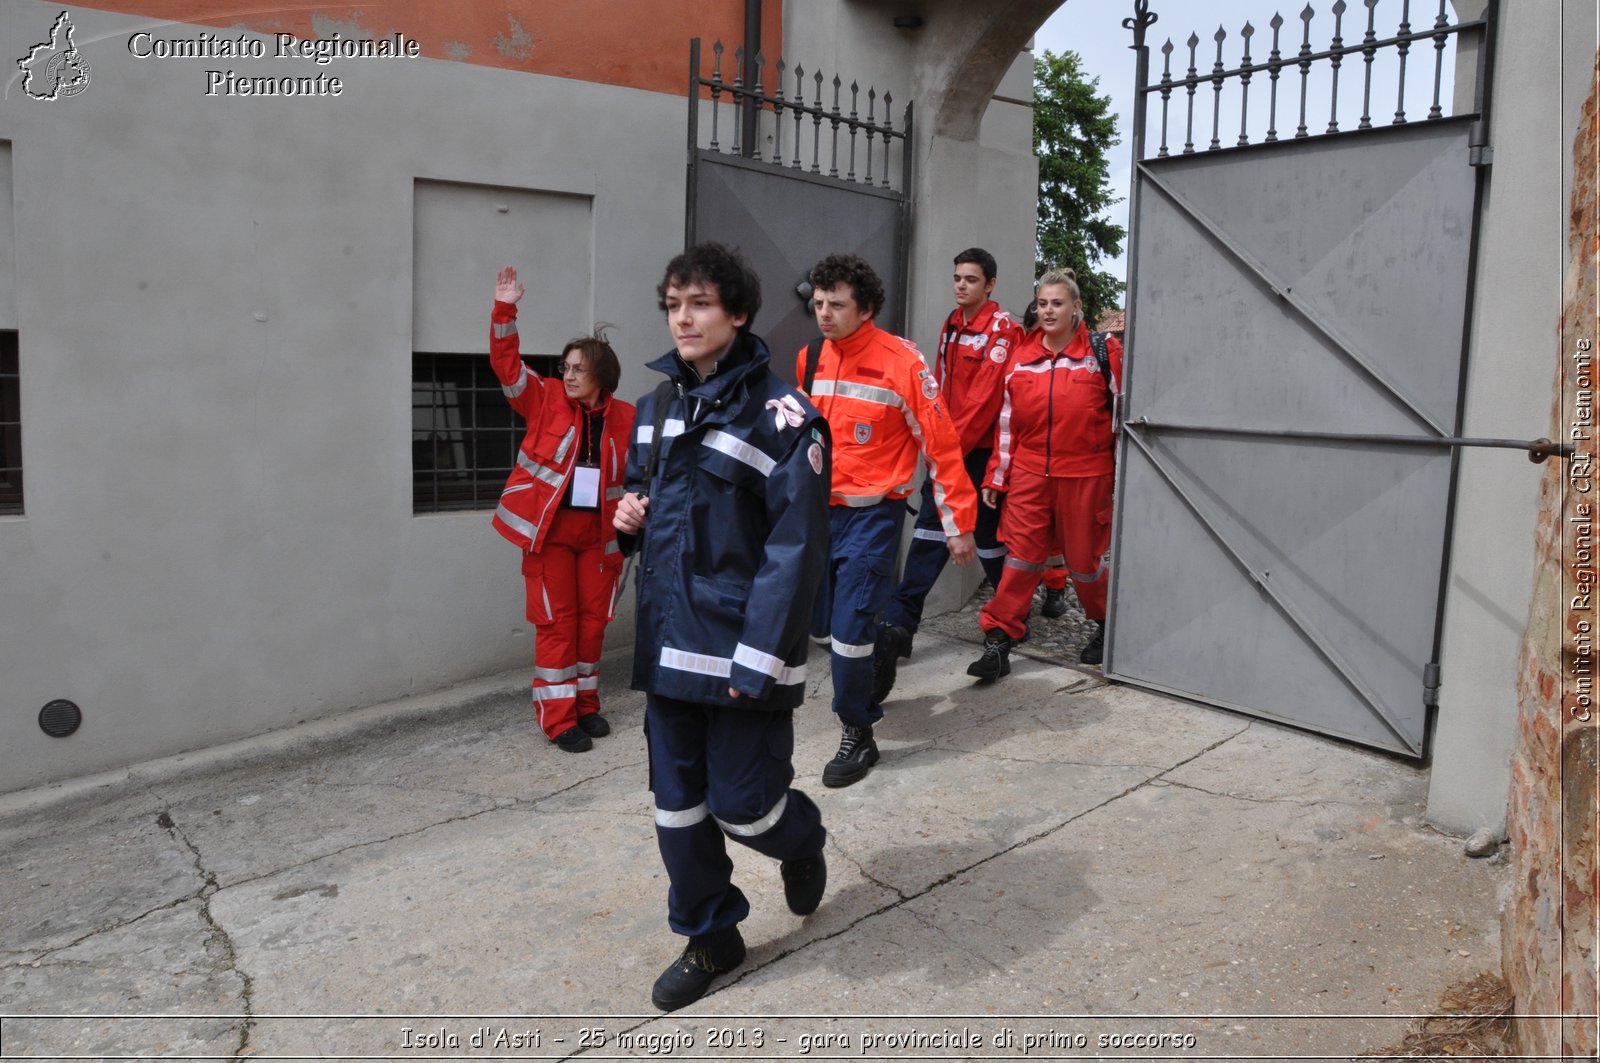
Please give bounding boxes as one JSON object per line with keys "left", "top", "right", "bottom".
{"left": 0, "top": 2, "right": 692, "bottom": 791}
{"left": 1427, "top": 0, "right": 1569, "bottom": 833}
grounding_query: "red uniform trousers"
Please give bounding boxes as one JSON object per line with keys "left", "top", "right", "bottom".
{"left": 980, "top": 470, "right": 1113, "bottom": 639}
{"left": 522, "top": 505, "right": 617, "bottom": 740}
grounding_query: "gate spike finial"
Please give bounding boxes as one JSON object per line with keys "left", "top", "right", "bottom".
{"left": 1123, "top": 0, "right": 1158, "bottom": 48}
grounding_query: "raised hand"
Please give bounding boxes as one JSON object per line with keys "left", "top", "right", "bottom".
{"left": 495, "top": 266, "right": 525, "bottom": 304}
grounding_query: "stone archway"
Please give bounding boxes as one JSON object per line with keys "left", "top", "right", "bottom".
{"left": 912, "top": 0, "right": 1070, "bottom": 142}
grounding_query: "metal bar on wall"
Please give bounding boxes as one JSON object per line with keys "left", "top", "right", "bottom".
{"left": 685, "top": 37, "right": 702, "bottom": 248}
{"left": 1123, "top": 416, "right": 1569, "bottom": 462}
{"left": 895, "top": 100, "right": 914, "bottom": 335}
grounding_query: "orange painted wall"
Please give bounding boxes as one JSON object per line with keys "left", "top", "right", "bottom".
{"left": 75, "top": 0, "right": 783, "bottom": 96}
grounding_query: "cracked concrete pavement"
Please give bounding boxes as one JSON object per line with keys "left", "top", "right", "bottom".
{"left": 0, "top": 632, "right": 1508, "bottom": 1061}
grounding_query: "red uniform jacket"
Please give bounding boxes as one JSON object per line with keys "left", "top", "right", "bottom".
{"left": 986, "top": 321, "right": 1123, "bottom": 488}
{"left": 796, "top": 321, "right": 977, "bottom": 537}
{"left": 935, "top": 300, "right": 1022, "bottom": 454}
{"left": 489, "top": 300, "right": 636, "bottom": 564}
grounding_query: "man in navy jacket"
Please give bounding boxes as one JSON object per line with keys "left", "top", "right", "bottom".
{"left": 614, "top": 243, "right": 833, "bottom": 1012}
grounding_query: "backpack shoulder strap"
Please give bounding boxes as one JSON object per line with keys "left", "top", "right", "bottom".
{"left": 1089, "top": 330, "right": 1113, "bottom": 402}
{"left": 801, "top": 335, "right": 826, "bottom": 395}
{"left": 641, "top": 379, "right": 676, "bottom": 499}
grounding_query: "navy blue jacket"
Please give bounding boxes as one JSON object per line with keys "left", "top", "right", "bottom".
{"left": 623, "top": 333, "right": 832, "bottom": 711}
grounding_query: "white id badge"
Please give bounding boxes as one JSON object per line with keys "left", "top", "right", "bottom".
{"left": 570, "top": 464, "right": 601, "bottom": 509}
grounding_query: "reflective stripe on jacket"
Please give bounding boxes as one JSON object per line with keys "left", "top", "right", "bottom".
{"left": 489, "top": 300, "right": 636, "bottom": 561}
{"left": 623, "top": 333, "right": 833, "bottom": 711}
{"left": 795, "top": 321, "right": 977, "bottom": 537}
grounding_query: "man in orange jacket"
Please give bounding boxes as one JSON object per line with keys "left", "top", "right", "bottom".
{"left": 797, "top": 254, "right": 978, "bottom": 787}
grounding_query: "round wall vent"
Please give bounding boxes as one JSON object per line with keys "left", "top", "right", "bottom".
{"left": 39, "top": 699, "right": 82, "bottom": 738}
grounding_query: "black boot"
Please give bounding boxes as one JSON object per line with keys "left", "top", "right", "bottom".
{"left": 870, "top": 624, "right": 912, "bottom": 704}
{"left": 822, "top": 724, "right": 879, "bottom": 788}
{"left": 1041, "top": 587, "right": 1068, "bottom": 618}
{"left": 780, "top": 852, "right": 827, "bottom": 915}
{"left": 1079, "top": 620, "right": 1106, "bottom": 666}
{"left": 966, "top": 628, "right": 1013, "bottom": 681}
{"left": 651, "top": 927, "right": 746, "bottom": 1011}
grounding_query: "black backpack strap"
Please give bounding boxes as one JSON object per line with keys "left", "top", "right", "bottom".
{"left": 800, "top": 335, "right": 826, "bottom": 395}
{"left": 640, "top": 379, "right": 676, "bottom": 500}
{"left": 1089, "top": 330, "right": 1120, "bottom": 431}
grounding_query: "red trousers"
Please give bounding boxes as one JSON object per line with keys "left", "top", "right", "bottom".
{"left": 980, "top": 470, "right": 1113, "bottom": 639}
{"left": 522, "top": 506, "right": 618, "bottom": 740}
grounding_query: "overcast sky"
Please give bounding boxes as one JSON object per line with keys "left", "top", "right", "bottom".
{"left": 1033, "top": 0, "right": 1459, "bottom": 287}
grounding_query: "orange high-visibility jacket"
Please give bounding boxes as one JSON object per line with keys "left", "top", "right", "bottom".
{"left": 488, "top": 300, "right": 635, "bottom": 561}
{"left": 797, "top": 321, "right": 978, "bottom": 537}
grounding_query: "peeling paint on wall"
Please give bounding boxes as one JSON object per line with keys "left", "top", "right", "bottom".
{"left": 494, "top": 15, "right": 533, "bottom": 61}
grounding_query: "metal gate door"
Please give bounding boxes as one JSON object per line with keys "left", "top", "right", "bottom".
{"left": 685, "top": 40, "right": 912, "bottom": 378}
{"left": 1106, "top": 2, "right": 1496, "bottom": 756}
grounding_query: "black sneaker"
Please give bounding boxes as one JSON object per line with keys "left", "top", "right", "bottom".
{"left": 650, "top": 927, "right": 746, "bottom": 1012}
{"left": 553, "top": 726, "right": 593, "bottom": 753}
{"left": 1041, "top": 587, "right": 1068, "bottom": 618}
{"left": 821, "top": 724, "right": 879, "bottom": 788}
{"left": 576, "top": 713, "right": 611, "bottom": 738}
{"left": 966, "top": 628, "right": 1013, "bottom": 681}
{"left": 1079, "top": 621, "right": 1106, "bottom": 666}
{"left": 780, "top": 853, "right": 827, "bottom": 915}
{"left": 870, "top": 624, "right": 912, "bottom": 704}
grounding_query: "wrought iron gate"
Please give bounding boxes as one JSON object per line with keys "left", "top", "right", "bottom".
{"left": 685, "top": 39, "right": 912, "bottom": 379}
{"left": 1106, "top": 0, "right": 1506, "bottom": 756}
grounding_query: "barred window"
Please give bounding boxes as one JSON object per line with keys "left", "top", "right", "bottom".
{"left": 0, "top": 332, "right": 18, "bottom": 516}
{"left": 412, "top": 351, "right": 559, "bottom": 514}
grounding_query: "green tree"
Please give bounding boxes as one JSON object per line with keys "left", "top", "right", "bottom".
{"left": 1034, "top": 49, "right": 1124, "bottom": 325}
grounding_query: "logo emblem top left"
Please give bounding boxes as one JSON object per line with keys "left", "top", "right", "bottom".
{"left": 19, "top": 11, "right": 91, "bottom": 100}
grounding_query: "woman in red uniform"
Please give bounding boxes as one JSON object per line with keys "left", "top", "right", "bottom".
{"left": 968, "top": 267, "right": 1121, "bottom": 679}
{"left": 490, "top": 266, "right": 636, "bottom": 751}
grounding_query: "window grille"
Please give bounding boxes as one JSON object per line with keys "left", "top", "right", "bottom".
{"left": 412, "top": 351, "right": 558, "bottom": 515}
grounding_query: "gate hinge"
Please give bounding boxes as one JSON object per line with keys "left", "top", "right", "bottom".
{"left": 1469, "top": 120, "right": 1493, "bottom": 167}
{"left": 1423, "top": 661, "right": 1442, "bottom": 707}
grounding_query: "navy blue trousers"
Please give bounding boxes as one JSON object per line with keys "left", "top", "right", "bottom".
{"left": 883, "top": 449, "right": 1006, "bottom": 633}
{"left": 812, "top": 500, "right": 906, "bottom": 728}
{"left": 646, "top": 693, "right": 825, "bottom": 940}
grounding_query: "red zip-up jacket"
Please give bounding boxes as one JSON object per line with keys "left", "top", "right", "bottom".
{"left": 489, "top": 300, "right": 635, "bottom": 563}
{"left": 935, "top": 300, "right": 1022, "bottom": 454}
{"left": 986, "top": 321, "right": 1123, "bottom": 488}
{"left": 797, "top": 321, "right": 977, "bottom": 537}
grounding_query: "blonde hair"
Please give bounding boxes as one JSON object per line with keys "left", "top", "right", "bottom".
{"left": 1036, "top": 267, "right": 1081, "bottom": 302}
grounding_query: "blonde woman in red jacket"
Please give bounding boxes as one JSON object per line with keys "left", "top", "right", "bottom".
{"left": 491, "top": 266, "right": 637, "bottom": 752}
{"left": 968, "top": 267, "right": 1122, "bottom": 680}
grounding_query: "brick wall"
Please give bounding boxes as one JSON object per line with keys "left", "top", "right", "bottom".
{"left": 1503, "top": 46, "right": 1599, "bottom": 1059}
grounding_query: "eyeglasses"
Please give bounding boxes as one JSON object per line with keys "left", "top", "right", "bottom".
{"left": 559, "top": 363, "right": 589, "bottom": 378}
